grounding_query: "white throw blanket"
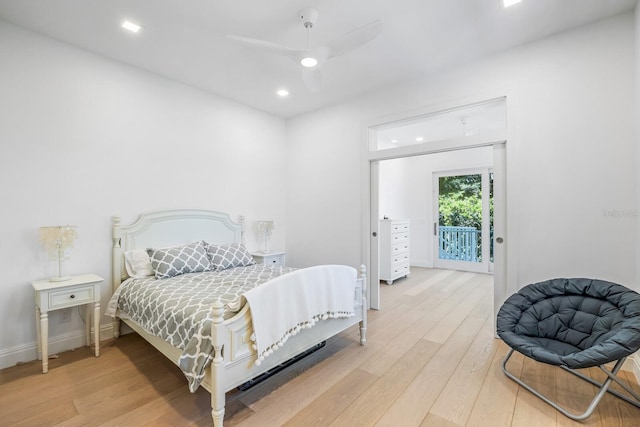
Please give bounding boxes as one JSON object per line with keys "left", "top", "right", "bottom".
{"left": 243, "top": 264, "right": 357, "bottom": 366}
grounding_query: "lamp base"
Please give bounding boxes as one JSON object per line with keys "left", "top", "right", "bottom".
{"left": 49, "top": 275, "right": 71, "bottom": 282}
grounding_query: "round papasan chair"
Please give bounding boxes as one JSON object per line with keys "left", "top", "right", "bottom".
{"left": 497, "top": 278, "right": 640, "bottom": 421}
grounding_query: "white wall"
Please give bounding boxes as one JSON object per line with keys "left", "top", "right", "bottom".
{"left": 285, "top": 106, "right": 366, "bottom": 267}
{"left": 0, "top": 21, "right": 287, "bottom": 368}
{"left": 636, "top": 2, "right": 640, "bottom": 297}
{"left": 379, "top": 147, "right": 493, "bottom": 267}
{"left": 633, "top": 2, "right": 640, "bottom": 381}
{"left": 286, "top": 13, "right": 636, "bottom": 291}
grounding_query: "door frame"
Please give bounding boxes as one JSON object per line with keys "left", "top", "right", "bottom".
{"left": 361, "top": 91, "right": 517, "bottom": 330}
{"left": 433, "top": 167, "right": 492, "bottom": 273}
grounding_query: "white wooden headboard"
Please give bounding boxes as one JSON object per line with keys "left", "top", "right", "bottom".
{"left": 112, "top": 209, "right": 244, "bottom": 291}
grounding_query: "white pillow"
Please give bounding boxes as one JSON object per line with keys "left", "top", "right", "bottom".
{"left": 124, "top": 249, "right": 154, "bottom": 278}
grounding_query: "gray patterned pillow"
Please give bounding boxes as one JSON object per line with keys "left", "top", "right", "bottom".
{"left": 147, "top": 240, "right": 212, "bottom": 279}
{"left": 206, "top": 243, "right": 255, "bottom": 271}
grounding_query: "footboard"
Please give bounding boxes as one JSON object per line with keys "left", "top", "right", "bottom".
{"left": 206, "top": 265, "right": 367, "bottom": 426}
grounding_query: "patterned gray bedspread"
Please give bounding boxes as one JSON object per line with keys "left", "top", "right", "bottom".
{"left": 109, "top": 264, "right": 295, "bottom": 391}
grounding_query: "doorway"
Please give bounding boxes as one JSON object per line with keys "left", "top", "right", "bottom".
{"left": 370, "top": 144, "right": 505, "bottom": 311}
{"left": 363, "top": 94, "right": 510, "bottom": 319}
{"left": 434, "top": 168, "right": 493, "bottom": 273}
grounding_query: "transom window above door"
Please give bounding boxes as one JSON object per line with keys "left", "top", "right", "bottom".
{"left": 372, "top": 97, "right": 506, "bottom": 151}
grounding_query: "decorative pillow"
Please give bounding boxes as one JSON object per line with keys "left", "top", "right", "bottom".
{"left": 206, "top": 243, "right": 255, "bottom": 271}
{"left": 124, "top": 249, "right": 154, "bottom": 278}
{"left": 146, "top": 240, "right": 211, "bottom": 279}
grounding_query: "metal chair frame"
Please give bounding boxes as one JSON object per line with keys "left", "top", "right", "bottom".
{"left": 502, "top": 348, "right": 640, "bottom": 421}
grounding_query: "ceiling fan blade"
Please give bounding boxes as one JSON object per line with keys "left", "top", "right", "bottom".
{"left": 326, "top": 20, "right": 383, "bottom": 58}
{"left": 226, "top": 35, "right": 297, "bottom": 57}
{"left": 302, "top": 68, "right": 322, "bottom": 92}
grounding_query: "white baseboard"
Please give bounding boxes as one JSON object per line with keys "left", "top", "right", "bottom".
{"left": 0, "top": 341, "right": 35, "bottom": 371}
{"left": 0, "top": 324, "right": 113, "bottom": 371}
{"left": 410, "top": 261, "right": 432, "bottom": 268}
{"left": 100, "top": 324, "right": 115, "bottom": 341}
{"left": 633, "top": 354, "right": 640, "bottom": 384}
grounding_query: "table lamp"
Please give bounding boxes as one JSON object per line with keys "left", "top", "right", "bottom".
{"left": 39, "top": 225, "right": 78, "bottom": 281}
{"left": 257, "top": 221, "right": 274, "bottom": 253}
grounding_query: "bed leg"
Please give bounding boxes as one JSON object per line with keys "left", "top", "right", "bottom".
{"left": 359, "top": 264, "right": 367, "bottom": 346}
{"left": 112, "top": 215, "right": 124, "bottom": 341}
{"left": 212, "top": 408, "right": 224, "bottom": 427}
{"left": 113, "top": 318, "right": 121, "bottom": 338}
{"left": 210, "top": 301, "right": 226, "bottom": 427}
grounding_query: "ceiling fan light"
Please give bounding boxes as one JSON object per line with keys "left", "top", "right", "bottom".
{"left": 300, "top": 57, "right": 318, "bottom": 68}
{"left": 121, "top": 20, "right": 142, "bottom": 33}
{"left": 503, "top": 0, "right": 522, "bottom": 7}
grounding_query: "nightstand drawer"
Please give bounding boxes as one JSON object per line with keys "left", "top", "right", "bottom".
{"left": 265, "top": 256, "right": 284, "bottom": 266}
{"left": 251, "top": 252, "right": 286, "bottom": 267}
{"left": 49, "top": 285, "right": 94, "bottom": 309}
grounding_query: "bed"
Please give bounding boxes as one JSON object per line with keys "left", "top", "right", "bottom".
{"left": 109, "top": 209, "right": 367, "bottom": 426}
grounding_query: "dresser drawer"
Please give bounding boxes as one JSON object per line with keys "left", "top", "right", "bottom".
{"left": 49, "top": 285, "right": 95, "bottom": 309}
{"left": 390, "top": 232, "right": 409, "bottom": 244}
{"left": 391, "top": 253, "right": 410, "bottom": 267}
{"left": 390, "top": 262, "right": 410, "bottom": 278}
{"left": 391, "top": 222, "right": 410, "bottom": 233}
{"left": 391, "top": 242, "right": 410, "bottom": 255}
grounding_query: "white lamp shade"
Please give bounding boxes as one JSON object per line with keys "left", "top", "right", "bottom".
{"left": 257, "top": 221, "right": 274, "bottom": 253}
{"left": 39, "top": 225, "right": 77, "bottom": 281}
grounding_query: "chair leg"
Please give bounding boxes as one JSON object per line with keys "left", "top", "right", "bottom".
{"left": 560, "top": 363, "right": 640, "bottom": 408}
{"left": 502, "top": 349, "right": 640, "bottom": 421}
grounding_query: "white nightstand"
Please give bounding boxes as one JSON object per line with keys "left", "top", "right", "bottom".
{"left": 252, "top": 251, "right": 286, "bottom": 267}
{"left": 32, "top": 273, "right": 103, "bottom": 373}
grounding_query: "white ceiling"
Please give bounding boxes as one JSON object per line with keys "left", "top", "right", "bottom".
{"left": 0, "top": 0, "right": 636, "bottom": 118}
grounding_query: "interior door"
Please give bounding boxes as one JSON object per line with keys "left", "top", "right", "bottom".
{"left": 433, "top": 169, "right": 492, "bottom": 273}
{"left": 369, "top": 160, "right": 380, "bottom": 309}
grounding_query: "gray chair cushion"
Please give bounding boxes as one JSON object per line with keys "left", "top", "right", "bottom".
{"left": 497, "top": 278, "right": 640, "bottom": 369}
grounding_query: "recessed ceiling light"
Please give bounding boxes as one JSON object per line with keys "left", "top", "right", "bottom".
{"left": 122, "top": 20, "right": 142, "bottom": 33}
{"left": 416, "top": 137, "right": 424, "bottom": 142}
{"left": 391, "top": 139, "right": 398, "bottom": 143}
{"left": 276, "top": 89, "right": 289, "bottom": 97}
{"left": 503, "top": 0, "right": 522, "bottom": 7}
{"left": 300, "top": 57, "right": 318, "bottom": 68}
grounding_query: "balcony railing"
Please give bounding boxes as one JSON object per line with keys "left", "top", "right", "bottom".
{"left": 439, "top": 226, "right": 478, "bottom": 262}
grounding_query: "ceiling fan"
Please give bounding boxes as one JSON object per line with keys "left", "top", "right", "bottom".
{"left": 227, "top": 8, "right": 383, "bottom": 92}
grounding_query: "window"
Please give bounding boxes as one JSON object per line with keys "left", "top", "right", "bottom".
{"left": 372, "top": 97, "right": 506, "bottom": 151}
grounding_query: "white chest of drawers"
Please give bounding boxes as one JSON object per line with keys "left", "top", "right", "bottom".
{"left": 379, "top": 219, "right": 410, "bottom": 285}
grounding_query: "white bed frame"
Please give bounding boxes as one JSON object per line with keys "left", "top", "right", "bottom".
{"left": 111, "top": 209, "right": 367, "bottom": 427}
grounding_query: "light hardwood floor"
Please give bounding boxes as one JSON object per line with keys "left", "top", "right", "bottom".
{"left": 2, "top": 268, "right": 639, "bottom": 426}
